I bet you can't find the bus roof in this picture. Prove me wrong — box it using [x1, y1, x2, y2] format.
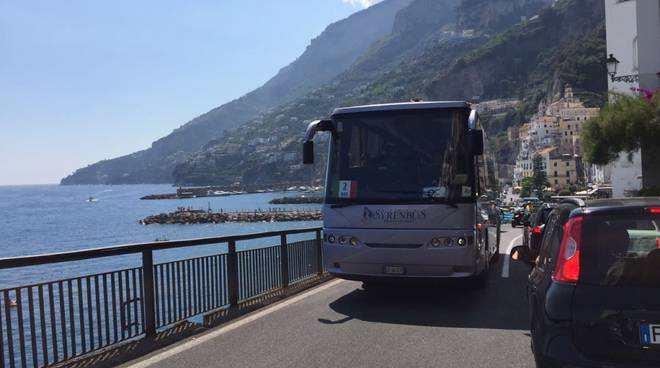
[331, 101, 471, 116]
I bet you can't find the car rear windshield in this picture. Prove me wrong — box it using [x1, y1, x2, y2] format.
[581, 214, 660, 287]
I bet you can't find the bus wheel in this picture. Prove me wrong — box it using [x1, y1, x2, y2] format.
[466, 271, 487, 290]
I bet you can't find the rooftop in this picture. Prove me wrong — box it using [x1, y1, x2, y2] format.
[536, 146, 558, 155]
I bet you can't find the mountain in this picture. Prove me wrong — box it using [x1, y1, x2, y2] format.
[455, 0, 553, 33]
[172, 0, 579, 186]
[60, 0, 413, 185]
[426, 0, 605, 103]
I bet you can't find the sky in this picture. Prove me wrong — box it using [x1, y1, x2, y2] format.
[0, 0, 382, 185]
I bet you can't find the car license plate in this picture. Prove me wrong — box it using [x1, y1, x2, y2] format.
[383, 265, 405, 275]
[640, 323, 660, 345]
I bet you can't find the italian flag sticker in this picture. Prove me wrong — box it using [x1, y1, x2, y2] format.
[338, 180, 358, 198]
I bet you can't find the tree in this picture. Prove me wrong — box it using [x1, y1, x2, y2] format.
[583, 91, 660, 189]
[520, 177, 534, 198]
[532, 154, 548, 197]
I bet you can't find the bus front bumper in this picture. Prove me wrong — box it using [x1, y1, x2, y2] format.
[323, 234, 483, 280]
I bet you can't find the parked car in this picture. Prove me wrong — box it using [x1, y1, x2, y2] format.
[522, 203, 557, 260]
[511, 198, 660, 368]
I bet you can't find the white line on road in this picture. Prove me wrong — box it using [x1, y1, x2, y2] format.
[501, 234, 523, 278]
[125, 279, 345, 368]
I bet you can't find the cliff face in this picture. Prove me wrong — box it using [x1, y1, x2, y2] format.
[343, 0, 460, 83]
[455, 0, 553, 33]
[61, 0, 412, 185]
[426, 0, 605, 102]
[172, 0, 606, 187]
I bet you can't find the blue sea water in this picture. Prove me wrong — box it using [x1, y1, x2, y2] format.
[0, 184, 321, 289]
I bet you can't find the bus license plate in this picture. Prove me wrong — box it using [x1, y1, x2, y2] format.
[384, 265, 405, 275]
[640, 324, 660, 345]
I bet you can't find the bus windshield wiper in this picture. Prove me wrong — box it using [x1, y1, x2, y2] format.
[429, 197, 459, 209]
[330, 203, 361, 209]
[374, 190, 460, 209]
[329, 197, 409, 208]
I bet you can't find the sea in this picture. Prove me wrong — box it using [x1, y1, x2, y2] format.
[0, 184, 322, 290]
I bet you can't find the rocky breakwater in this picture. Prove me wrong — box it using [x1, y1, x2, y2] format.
[269, 196, 323, 204]
[140, 209, 322, 225]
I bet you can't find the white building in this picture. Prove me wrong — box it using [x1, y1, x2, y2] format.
[602, 0, 660, 197]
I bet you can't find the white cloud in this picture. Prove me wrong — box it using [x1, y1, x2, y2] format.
[342, 0, 382, 9]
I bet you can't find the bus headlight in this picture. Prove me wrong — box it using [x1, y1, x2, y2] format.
[350, 237, 359, 246]
[457, 237, 467, 246]
[431, 238, 443, 247]
[338, 236, 348, 245]
[327, 235, 336, 243]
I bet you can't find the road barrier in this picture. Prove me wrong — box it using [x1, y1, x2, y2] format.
[0, 227, 323, 368]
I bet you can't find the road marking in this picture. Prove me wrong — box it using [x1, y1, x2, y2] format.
[501, 234, 523, 278]
[125, 279, 345, 368]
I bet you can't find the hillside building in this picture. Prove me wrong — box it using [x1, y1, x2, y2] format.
[512, 86, 597, 190]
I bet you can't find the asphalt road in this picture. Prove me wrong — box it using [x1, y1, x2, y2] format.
[123, 225, 534, 368]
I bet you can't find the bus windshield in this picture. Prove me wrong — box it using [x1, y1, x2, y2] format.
[326, 109, 473, 205]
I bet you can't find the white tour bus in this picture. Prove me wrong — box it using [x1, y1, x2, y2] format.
[303, 101, 500, 285]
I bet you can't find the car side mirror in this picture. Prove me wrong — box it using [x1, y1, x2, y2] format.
[468, 129, 484, 156]
[303, 141, 314, 165]
[510, 245, 534, 265]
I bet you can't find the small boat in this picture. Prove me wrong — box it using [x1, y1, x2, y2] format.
[86, 197, 99, 202]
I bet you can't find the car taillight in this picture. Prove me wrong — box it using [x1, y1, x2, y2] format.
[648, 208, 660, 214]
[533, 226, 542, 235]
[657, 238, 660, 249]
[553, 216, 583, 284]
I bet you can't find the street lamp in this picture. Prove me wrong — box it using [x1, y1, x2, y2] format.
[606, 54, 619, 79]
[605, 53, 639, 83]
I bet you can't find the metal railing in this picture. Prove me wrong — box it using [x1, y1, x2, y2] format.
[0, 227, 323, 368]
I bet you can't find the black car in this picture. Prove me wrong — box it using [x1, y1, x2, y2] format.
[522, 204, 557, 260]
[511, 198, 660, 368]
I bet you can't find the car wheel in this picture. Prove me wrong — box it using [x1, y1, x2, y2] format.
[534, 353, 561, 368]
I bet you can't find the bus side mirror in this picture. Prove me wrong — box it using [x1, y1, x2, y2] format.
[302, 119, 333, 165]
[468, 129, 484, 156]
[303, 141, 314, 165]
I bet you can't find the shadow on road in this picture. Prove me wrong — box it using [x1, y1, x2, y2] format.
[322, 261, 531, 331]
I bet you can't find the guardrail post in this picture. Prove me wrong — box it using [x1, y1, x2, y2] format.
[141, 250, 157, 337]
[315, 230, 323, 275]
[227, 240, 239, 308]
[280, 234, 289, 288]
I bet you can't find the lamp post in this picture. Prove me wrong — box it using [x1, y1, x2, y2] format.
[606, 53, 639, 83]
